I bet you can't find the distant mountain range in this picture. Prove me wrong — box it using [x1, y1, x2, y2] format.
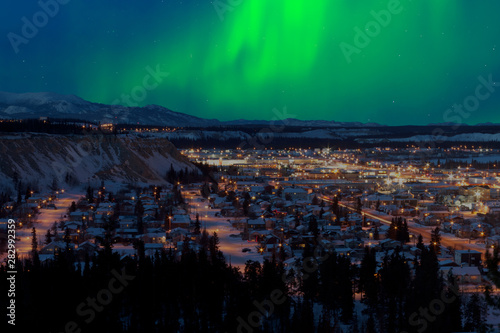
[0, 91, 221, 127]
[223, 118, 383, 128]
[0, 91, 382, 128]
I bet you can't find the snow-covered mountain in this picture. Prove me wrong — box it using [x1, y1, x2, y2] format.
[0, 132, 194, 192]
[0, 91, 220, 127]
[0, 91, 381, 128]
[224, 118, 382, 128]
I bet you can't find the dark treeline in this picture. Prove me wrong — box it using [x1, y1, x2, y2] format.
[2, 239, 494, 332]
[184, 125, 500, 137]
[169, 137, 500, 152]
[0, 192, 12, 218]
[386, 217, 410, 243]
[165, 162, 218, 185]
[432, 159, 500, 170]
[1, 234, 243, 332]
[170, 137, 351, 150]
[0, 237, 294, 333]
[3, 118, 500, 154]
[357, 245, 464, 333]
[0, 118, 98, 133]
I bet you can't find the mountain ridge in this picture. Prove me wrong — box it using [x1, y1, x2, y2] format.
[0, 91, 383, 128]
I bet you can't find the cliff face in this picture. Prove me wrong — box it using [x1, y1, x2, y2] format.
[0, 133, 193, 191]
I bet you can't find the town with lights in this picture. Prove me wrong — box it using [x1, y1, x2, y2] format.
[3, 141, 500, 331]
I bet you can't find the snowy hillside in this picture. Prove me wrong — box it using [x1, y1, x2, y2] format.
[0, 133, 194, 192]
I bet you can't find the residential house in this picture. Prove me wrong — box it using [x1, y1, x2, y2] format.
[40, 241, 67, 255]
[282, 187, 308, 201]
[454, 250, 482, 267]
[171, 214, 191, 229]
[440, 266, 482, 284]
[247, 218, 266, 231]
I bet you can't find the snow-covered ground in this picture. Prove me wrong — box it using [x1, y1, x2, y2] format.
[487, 306, 500, 328]
[1, 191, 81, 263]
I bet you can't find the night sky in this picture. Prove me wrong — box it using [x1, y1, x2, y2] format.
[1, 0, 500, 125]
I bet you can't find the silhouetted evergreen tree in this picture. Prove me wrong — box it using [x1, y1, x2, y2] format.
[194, 213, 201, 235]
[44, 229, 52, 245]
[332, 195, 340, 216]
[25, 186, 32, 200]
[300, 243, 319, 300]
[416, 234, 425, 251]
[308, 215, 319, 238]
[86, 186, 94, 203]
[356, 197, 363, 213]
[464, 294, 487, 332]
[359, 247, 379, 309]
[69, 201, 77, 213]
[31, 227, 38, 254]
[291, 300, 315, 333]
[430, 227, 441, 254]
[379, 249, 411, 333]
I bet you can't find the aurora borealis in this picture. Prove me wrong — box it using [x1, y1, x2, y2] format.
[1, 0, 500, 125]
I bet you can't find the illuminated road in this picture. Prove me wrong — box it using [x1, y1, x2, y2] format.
[321, 196, 488, 259]
[183, 190, 263, 270]
[15, 192, 81, 257]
